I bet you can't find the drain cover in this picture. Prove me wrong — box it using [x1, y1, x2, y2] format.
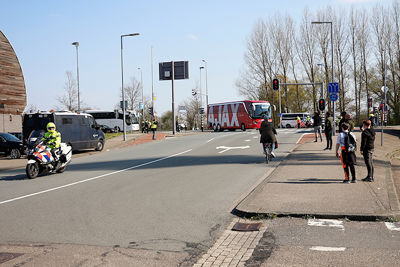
[232, 222, 262, 231]
[0, 252, 23, 264]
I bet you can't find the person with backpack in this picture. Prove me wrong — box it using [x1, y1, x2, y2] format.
[324, 111, 333, 150]
[335, 122, 357, 183]
[360, 120, 376, 182]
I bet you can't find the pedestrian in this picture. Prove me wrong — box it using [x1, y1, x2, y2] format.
[150, 117, 158, 140]
[338, 111, 347, 133]
[345, 113, 354, 132]
[369, 113, 375, 128]
[312, 111, 323, 142]
[335, 122, 357, 183]
[324, 111, 333, 150]
[297, 116, 301, 129]
[360, 120, 376, 182]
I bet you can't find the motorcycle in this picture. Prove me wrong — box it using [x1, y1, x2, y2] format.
[26, 131, 72, 179]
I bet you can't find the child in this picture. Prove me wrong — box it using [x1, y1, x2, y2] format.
[335, 122, 357, 183]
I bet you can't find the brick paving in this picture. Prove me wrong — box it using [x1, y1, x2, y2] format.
[194, 218, 267, 267]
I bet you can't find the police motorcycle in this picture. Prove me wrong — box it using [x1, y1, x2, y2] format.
[25, 130, 72, 179]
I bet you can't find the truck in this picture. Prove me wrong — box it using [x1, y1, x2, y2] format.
[23, 111, 105, 151]
[207, 100, 271, 132]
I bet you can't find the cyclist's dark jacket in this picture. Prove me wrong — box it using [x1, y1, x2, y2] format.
[259, 121, 277, 143]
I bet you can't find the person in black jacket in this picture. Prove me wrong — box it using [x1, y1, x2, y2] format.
[312, 111, 323, 142]
[360, 120, 376, 182]
[259, 116, 277, 157]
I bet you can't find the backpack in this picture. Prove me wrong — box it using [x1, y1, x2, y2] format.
[344, 132, 356, 153]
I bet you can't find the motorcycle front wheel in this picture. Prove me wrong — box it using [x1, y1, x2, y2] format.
[26, 162, 40, 179]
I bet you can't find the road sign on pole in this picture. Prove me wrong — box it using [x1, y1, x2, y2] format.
[328, 82, 339, 94]
[329, 93, 338, 102]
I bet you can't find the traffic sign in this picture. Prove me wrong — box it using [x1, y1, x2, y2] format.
[328, 82, 339, 94]
[329, 93, 338, 101]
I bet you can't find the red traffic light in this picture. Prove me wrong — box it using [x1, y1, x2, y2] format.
[272, 79, 279, 91]
[318, 98, 325, 111]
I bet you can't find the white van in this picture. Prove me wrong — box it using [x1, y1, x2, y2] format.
[280, 113, 312, 128]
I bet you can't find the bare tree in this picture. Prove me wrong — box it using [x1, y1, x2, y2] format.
[57, 71, 79, 111]
[124, 77, 141, 111]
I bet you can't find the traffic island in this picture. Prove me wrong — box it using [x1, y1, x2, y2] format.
[234, 127, 400, 221]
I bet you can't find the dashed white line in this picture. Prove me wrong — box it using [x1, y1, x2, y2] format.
[207, 137, 216, 143]
[0, 149, 193, 206]
[308, 219, 344, 230]
[310, 246, 346, 252]
[244, 139, 251, 142]
[385, 222, 400, 231]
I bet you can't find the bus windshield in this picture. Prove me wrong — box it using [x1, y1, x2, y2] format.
[251, 103, 271, 119]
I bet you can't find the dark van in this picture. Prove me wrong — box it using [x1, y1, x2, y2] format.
[23, 111, 105, 151]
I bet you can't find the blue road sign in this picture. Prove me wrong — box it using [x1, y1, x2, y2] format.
[329, 93, 338, 101]
[328, 82, 339, 94]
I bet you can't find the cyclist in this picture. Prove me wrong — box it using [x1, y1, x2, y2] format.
[259, 114, 277, 158]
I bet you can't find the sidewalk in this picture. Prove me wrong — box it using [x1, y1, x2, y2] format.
[235, 126, 400, 220]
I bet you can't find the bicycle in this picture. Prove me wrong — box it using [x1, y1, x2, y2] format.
[264, 143, 273, 163]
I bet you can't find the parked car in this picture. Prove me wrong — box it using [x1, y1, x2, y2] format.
[100, 124, 115, 133]
[0, 133, 25, 159]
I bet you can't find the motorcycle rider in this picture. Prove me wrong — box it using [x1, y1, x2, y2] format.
[259, 114, 277, 158]
[42, 122, 61, 161]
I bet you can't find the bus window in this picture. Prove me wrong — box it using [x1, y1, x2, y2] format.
[252, 103, 271, 119]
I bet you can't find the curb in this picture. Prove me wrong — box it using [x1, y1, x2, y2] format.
[231, 208, 399, 222]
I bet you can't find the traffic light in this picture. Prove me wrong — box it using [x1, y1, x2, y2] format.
[199, 107, 204, 114]
[272, 79, 279, 91]
[192, 89, 197, 96]
[368, 97, 373, 109]
[318, 98, 325, 111]
[148, 107, 153, 115]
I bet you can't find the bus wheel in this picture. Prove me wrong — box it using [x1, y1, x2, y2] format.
[286, 124, 291, 128]
[114, 126, 120, 132]
[241, 123, 246, 131]
[217, 124, 221, 132]
[213, 124, 217, 132]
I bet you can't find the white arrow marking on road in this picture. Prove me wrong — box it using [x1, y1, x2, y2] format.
[308, 219, 344, 230]
[216, 146, 250, 154]
[310, 246, 346, 252]
[385, 222, 400, 231]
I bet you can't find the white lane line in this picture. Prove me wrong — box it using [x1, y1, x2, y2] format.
[385, 222, 400, 231]
[308, 219, 344, 230]
[310, 246, 346, 252]
[253, 136, 258, 139]
[207, 137, 216, 143]
[244, 139, 251, 142]
[216, 146, 250, 154]
[0, 149, 193, 206]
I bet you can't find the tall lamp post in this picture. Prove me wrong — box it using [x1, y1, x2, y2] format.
[72, 42, 80, 112]
[202, 59, 208, 111]
[312, 21, 335, 135]
[120, 33, 140, 141]
[200, 66, 204, 130]
[138, 67, 143, 130]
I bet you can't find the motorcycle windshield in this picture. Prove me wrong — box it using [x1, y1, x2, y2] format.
[28, 130, 45, 146]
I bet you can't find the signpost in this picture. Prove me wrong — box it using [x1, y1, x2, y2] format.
[328, 82, 339, 136]
[329, 93, 338, 102]
[159, 61, 189, 134]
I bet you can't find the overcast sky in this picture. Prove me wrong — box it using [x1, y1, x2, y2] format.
[0, 0, 391, 116]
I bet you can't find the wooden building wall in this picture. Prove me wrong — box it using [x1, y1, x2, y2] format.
[0, 30, 26, 116]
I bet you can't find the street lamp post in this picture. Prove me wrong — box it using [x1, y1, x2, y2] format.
[138, 67, 143, 131]
[312, 21, 335, 135]
[202, 59, 208, 112]
[120, 33, 140, 141]
[200, 66, 204, 131]
[72, 42, 80, 112]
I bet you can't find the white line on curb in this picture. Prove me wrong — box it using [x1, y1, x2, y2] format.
[310, 246, 346, 252]
[385, 222, 400, 231]
[308, 219, 344, 230]
[0, 149, 193, 206]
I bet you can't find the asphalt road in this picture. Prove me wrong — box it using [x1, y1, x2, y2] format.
[0, 128, 304, 265]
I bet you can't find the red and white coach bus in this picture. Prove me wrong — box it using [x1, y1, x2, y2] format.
[207, 100, 271, 132]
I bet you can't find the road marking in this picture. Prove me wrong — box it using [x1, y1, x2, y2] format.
[308, 219, 344, 230]
[253, 136, 258, 139]
[310, 246, 346, 252]
[206, 137, 216, 143]
[244, 139, 251, 142]
[296, 133, 308, 144]
[216, 146, 250, 154]
[385, 222, 400, 231]
[0, 149, 193, 206]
